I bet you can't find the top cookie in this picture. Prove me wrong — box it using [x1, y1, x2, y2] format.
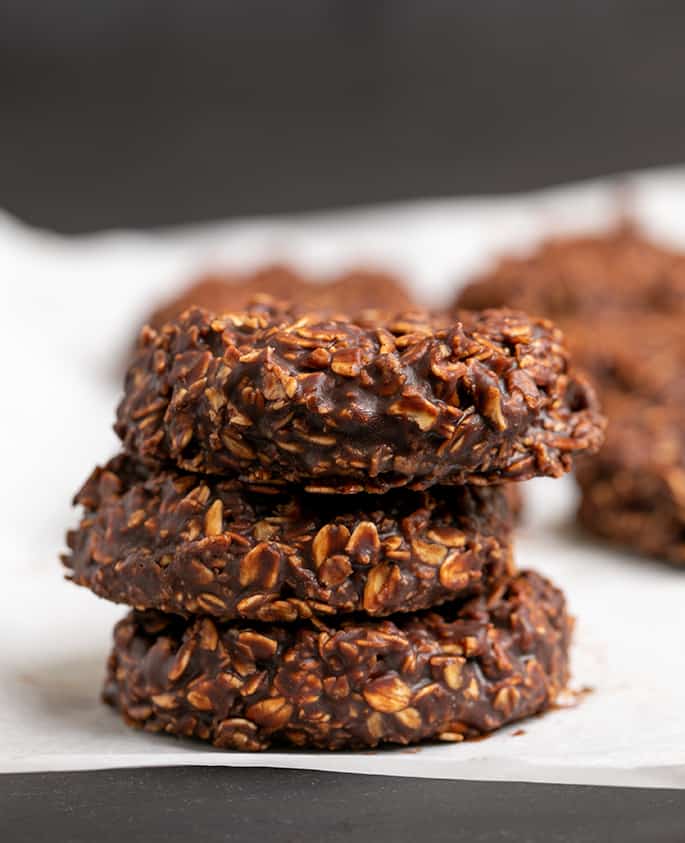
[116, 306, 604, 492]
[456, 226, 685, 318]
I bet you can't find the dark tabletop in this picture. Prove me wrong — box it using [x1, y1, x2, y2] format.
[1, 0, 685, 233]
[3, 767, 685, 843]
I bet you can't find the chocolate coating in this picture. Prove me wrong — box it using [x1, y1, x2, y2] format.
[103, 570, 571, 751]
[64, 455, 515, 620]
[115, 306, 604, 493]
[577, 397, 685, 565]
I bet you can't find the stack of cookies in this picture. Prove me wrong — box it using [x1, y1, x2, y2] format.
[64, 294, 603, 750]
[457, 226, 685, 565]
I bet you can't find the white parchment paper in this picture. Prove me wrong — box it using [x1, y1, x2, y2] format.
[3, 168, 685, 786]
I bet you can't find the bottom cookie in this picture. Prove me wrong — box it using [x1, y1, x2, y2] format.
[577, 398, 685, 565]
[104, 570, 571, 751]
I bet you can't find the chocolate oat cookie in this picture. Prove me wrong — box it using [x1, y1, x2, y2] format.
[103, 570, 570, 751]
[562, 312, 685, 404]
[456, 228, 685, 564]
[147, 265, 415, 331]
[577, 397, 685, 565]
[64, 455, 515, 621]
[116, 306, 604, 492]
[456, 226, 685, 317]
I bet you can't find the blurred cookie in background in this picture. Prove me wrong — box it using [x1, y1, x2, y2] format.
[146, 264, 416, 331]
[576, 396, 685, 565]
[456, 226, 685, 563]
[562, 311, 685, 405]
[456, 225, 685, 318]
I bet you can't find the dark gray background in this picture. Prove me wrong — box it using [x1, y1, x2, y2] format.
[3, 767, 685, 843]
[2, 0, 684, 232]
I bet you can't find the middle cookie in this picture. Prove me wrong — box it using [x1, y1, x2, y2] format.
[64, 455, 515, 622]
